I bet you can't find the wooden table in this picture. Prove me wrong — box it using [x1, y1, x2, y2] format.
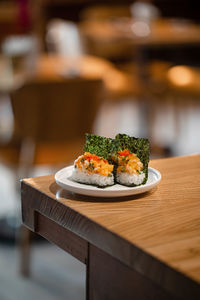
[81, 18, 200, 49]
[80, 17, 200, 83]
[21, 155, 200, 300]
[81, 18, 200, 142]
[0, 54, 140, 99]
[0, 54, 112, 92]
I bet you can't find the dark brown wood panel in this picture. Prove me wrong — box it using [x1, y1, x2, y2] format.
[89, 244, 179, 300]
[35, 212, 88, 264]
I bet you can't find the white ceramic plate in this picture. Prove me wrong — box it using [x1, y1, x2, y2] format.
[55, 166, 161, 198]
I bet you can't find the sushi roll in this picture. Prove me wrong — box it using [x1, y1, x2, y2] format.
[112, 148, 146, 186]
[113, 134, 150, 186]
[71, 133, 149, 188]
[71, 152, 114, 187]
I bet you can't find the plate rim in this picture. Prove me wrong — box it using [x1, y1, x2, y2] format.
[55, 165, 161, 198]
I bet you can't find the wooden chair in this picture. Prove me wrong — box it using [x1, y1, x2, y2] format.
[2, 79, 103, 170]
[0, 78, 103, 276]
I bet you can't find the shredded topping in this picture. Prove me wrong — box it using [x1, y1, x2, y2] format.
[118, 149, 131, 156]
[75, 152, 113, 176]
[117, 149, 143, 174]
[83, 152, 107, 163]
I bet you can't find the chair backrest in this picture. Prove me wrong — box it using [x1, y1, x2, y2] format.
[46, 19, 84, 56]
[10, 79, 103, 143]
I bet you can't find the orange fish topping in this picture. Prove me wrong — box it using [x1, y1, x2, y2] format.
[116, 149, 143, 174]
[84, 153, 107, 163]
[75, 152, 113, 176]
[118, 149, 131, 156]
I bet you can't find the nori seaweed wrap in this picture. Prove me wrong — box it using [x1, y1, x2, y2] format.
[113, 134, 150, 185]
[83, 133, 150, 186]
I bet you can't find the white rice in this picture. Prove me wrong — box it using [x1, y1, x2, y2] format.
[116, 171, 145, 186]
[71, 167, 114, 187]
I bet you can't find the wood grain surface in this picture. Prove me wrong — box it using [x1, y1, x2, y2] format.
[80, 18, 200, 47]
[21, 154, 200, 299]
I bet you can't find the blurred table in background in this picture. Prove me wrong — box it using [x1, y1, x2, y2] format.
[80, 18, 200, 59]
[0, 53, 143, 166]
[1, 50, 200, 157]
[81, 17, 200, 152]
[0, 53, 143, 100]
[0, 52, 145, 175]
[37, 54, 142, 98]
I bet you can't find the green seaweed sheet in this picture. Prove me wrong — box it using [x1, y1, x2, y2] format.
[84, 133, 150, 185]
[83, 133, 113, 160]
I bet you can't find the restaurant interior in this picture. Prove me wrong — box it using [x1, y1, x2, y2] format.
[0, 0, 200, 299]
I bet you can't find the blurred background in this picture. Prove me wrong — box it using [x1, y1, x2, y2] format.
[0, 0, 200, 299]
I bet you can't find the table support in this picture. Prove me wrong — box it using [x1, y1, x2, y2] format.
[87, 244, 178, 300]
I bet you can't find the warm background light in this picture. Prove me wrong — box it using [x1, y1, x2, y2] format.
[167, 66, 194, 86]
